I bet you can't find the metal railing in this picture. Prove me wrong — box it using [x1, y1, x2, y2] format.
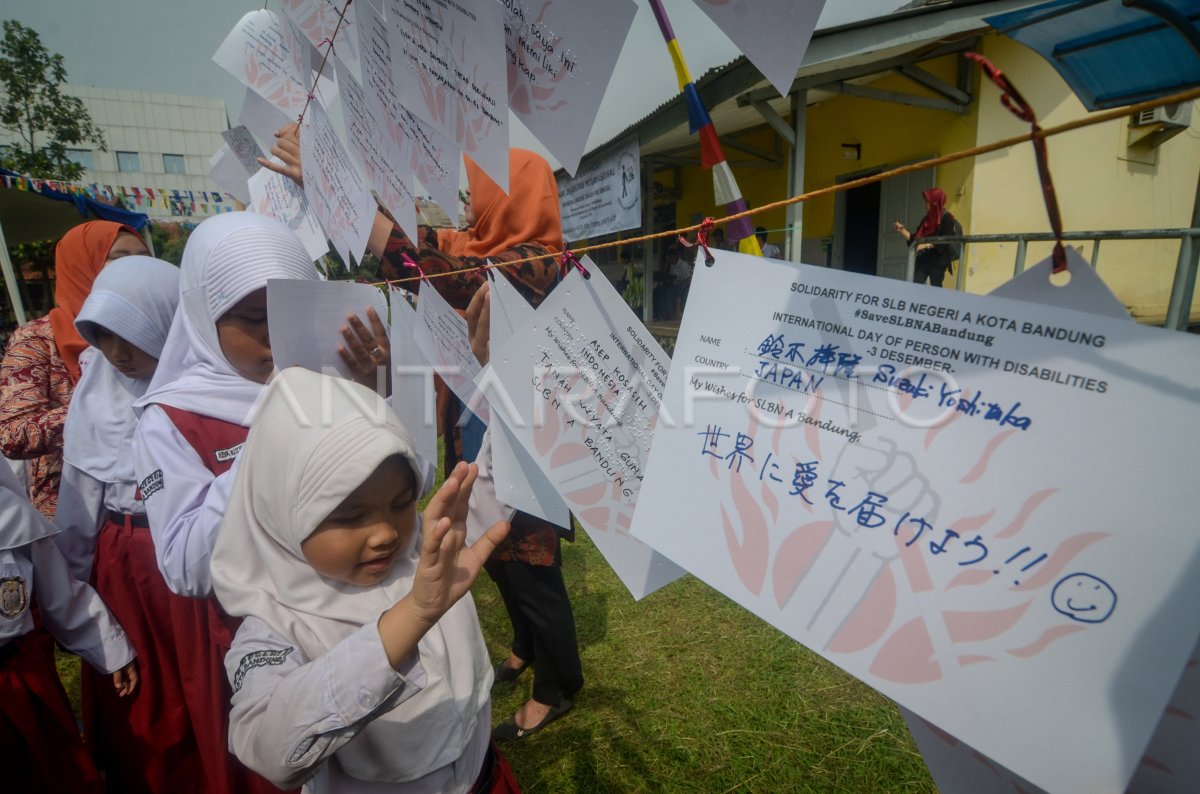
[906, 228, 1200, 330]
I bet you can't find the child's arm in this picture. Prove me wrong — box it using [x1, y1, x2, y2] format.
[376, 461, 510, 669]
[52, 463, 107, 582]
[134, 405, 238, 597]
[27, 535, 138, 692]
[226, 616, 426, 789]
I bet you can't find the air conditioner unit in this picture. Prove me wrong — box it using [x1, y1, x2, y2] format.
[1132, 102, 1192, 129]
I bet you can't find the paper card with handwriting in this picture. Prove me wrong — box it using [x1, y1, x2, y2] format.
[214, 10, 311, 118]
[267, 278, 388, 382]
[248, 167, 329, 262]
[413, 280, 485, 422]
[208, 144, 252, 205]
[356, 0, 461, 217]
[299, 100, 376, 268]
[221, 126, 267, 176]
[480, 270, 571, 529]
[281, 0, 363, 83]
[502, 0, 638, 176]
[390, 288, 439, 477]
[334, 56, 418, 240]
[489, 260, 687, 599]
[629, 248, 1200, 793]
[691, 0, 825, 97]
[383, 0, 509, 191]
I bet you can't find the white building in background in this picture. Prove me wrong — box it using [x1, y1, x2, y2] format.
[1, 85, 233, 221]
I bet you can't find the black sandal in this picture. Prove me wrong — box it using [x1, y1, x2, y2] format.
[492, 699, 573, 741]
[492, 660, 528, 685]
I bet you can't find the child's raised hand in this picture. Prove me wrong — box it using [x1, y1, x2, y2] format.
[410, 462, 509, 624]
[257, 123, 303, 186]
[338, 307, 390, 392]
[112, 660, 139, 698]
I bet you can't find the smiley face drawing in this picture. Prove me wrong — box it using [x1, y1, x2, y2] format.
[1051, 573, 1117, 624]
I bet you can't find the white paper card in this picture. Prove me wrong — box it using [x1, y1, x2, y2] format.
[266, 278, 388, 381]
[691, 0, 825, 98]
[281, 0, 363, 83]
[389, 288, 439, 479]
[502, 0, 638, 176]
[214, 10, 311, 118]
[221, 126, 266, 175]
[357, 0, 461, 217]
[481, 271, 571, 529]
[239, 86, 292, 149]
[630, 248, 1200, 793]
[489, 261, 687, 599]
[334, 56, 418, 241]
[248, 168, 329, 262]
[384, 0, 509, 191]
[208, 144, 252, 205]
[299, 100, 376, 268]
[413, 281, 484, 421]
[558, 136, 641, 243]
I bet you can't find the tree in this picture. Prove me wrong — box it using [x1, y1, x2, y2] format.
[0, 20, 105, 181]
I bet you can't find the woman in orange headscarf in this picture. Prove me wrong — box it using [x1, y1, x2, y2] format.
[0, 221, 148, 516]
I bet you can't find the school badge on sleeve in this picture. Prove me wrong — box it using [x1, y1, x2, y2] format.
[0, 577, 28, 620]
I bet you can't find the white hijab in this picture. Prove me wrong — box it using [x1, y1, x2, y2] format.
[135, 212, 319, 425]
[65, 256, 180, 484]
[212, 367, 490, 783]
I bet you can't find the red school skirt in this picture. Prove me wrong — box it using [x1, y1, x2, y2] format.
[83, 515, 205, 793]
[0, 630, 105, 794]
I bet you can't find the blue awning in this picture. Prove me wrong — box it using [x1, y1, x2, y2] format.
[986, 0, 1200, 109]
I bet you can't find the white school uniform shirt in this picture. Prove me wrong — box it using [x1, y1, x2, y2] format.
[55, 257, 180, 581]
[213, 369, 500, 792]
[0, 462, 135, 673]
[132, 212, 320, 598]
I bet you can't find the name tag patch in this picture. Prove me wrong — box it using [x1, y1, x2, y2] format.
[139, 469, 165, 500]
[233, 647, 294, 693]
[214, 443, 244, 463]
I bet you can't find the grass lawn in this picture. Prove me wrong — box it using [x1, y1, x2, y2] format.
[476, 528, 935, 793]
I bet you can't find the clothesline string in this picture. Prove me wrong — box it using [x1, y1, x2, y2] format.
[369, 84, 1200, 287]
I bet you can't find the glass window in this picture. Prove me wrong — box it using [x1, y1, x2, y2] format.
[116, 150, 141, 172]
[163, 153, 186, 175]
[66, 149, 94, 170]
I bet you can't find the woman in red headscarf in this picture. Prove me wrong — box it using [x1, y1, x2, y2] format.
[892, 187, 960, 288]
[0, 221, 148, 516]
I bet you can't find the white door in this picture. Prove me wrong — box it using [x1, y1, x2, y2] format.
[877, 166, 935, 281]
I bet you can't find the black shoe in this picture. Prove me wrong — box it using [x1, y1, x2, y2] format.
[492, 661, 528, 685]
[492, 699, 573, 741]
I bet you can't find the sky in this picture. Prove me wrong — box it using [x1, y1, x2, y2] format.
[3, 0, 901, 169]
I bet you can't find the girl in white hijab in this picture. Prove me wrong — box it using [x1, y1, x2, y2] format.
[213, 367, 513, 793]
[54, 255, 199, 791]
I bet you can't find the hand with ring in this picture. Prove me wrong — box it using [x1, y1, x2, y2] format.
[338, 306, 391, 392]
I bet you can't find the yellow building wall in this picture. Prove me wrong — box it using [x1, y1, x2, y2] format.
[969, 34, 1200, 320]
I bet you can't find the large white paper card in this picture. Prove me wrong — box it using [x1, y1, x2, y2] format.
[267, 279, 388, 382]
[240, 86, 291, 148]
[389, 288, 438, 478]
[384, 0, 509, 191]
[357, 0, 461, 217]
[489, 261, 686, 599]
[282, 0, 363, 83]
[630, 248, 1200, 793]
[557, 136, 641, 243]
[299, 100, 376, 268]
[214, 10, 311, 118]
[248, 168, 329, 262]
[413, 281, 484, 420]
[208, 144, 252, 205]
[691, 0, 825, 97]
[335, 57, 418, 240]
[482, 271, 571, 529]
[221, 126, 266, 175]
[502, 0, 638, 176]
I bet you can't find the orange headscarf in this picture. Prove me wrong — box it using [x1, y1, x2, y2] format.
[49, 221, 139, 383]
[437, 148, 564, 259]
